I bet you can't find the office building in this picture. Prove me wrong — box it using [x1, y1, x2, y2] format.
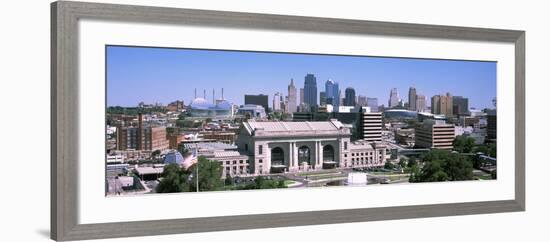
[244, 94, 269, 113]
[408, 87, 417, 111]
[319, 91, 327, 106]
[415, 94, 426, 112]
[360, 108, 383, 142]
[181, 142, 250, 178]
[452, 96, 469, 116]
[299, 88, 304, 106]
[167, 133, 186, 149]
[273, 92, 283, 111]
[117, 126, 169, 152]
[357, 95, 367, 106]
[166, 100, 184, 112]
[344, 87, 356, 106]
[116, 126, 139, 150]
[116, 114, 169, 152]
[237, 104, 267, 119]
[303, 74, 318, 108]
[366, 97, 378, 112]
[287, 79, 297, 114]
[388, 88, 399, 108]
[348, 140, 387, 168]
[415, 120, 455, 150]
[141, 126, 170, 151]
[325, 79, 339, 107]
[431, 92, 453, 116]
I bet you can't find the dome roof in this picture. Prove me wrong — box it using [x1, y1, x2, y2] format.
[190, 98, 213, 109]
[191, 97, 208, 105]
[163, 151, 184, 165]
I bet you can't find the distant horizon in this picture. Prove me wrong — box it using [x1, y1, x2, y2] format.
[107, 46, 497, 110]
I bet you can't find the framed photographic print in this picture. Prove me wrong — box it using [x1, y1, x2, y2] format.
[51, 1, 525, 241]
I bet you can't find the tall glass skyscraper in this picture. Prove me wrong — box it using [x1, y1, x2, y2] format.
[303, 74, 318, 109]
[344, 87, 356, 106]
[325, 79, 339, 107]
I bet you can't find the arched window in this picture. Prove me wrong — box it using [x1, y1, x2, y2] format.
[298, 146, 311, 165]
[323, 145, 335, 161]
[271, 147, 284, 166]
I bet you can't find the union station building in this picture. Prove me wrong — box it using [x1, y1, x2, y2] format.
[236, 119, 387, 175]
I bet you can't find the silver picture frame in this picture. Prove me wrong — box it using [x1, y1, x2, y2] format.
[51, 1, 525, 241]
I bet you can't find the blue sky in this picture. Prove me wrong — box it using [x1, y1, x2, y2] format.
[107, 46, 496, 109]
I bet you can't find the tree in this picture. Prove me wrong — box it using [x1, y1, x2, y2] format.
[409, 165, 421, 182]
[156, 157, 224, 193]
[225, 175, 235, 186]
[411, 149, 474, 183]
[407, 159, 418, 168]
[384, 161, 395, 170]
[453, 135, 476, 153]
[238, 176, 287, 190]
[280, 112, 290, 121]
[417, 159, 448, 182]
[277, 180, 286, 188]
[156, 164, 192, 193]
[487, 143, 497, 158]
[189, 156, 224, 192]
[473, 143, 497, 158]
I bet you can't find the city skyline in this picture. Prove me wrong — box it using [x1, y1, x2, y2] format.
[107, 46, 497, 109]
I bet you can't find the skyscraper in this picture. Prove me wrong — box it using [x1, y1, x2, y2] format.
[245, 94, 269, 113]
[303, 74, 318, 108]
[408, 87, 417, 111]
[325, 79, 339, 107]
[415, 120, 455, 150]
[286, 79, 297, 114]
[319, 91, 327, 106]
[357, 95, 367, 106]
[416, 94, 426, 112]
[431, 92, 453, 116]
[431, 95, 440, 114]
[452, 96, 469, 116]
[388, 88, 399, 108]
[366, 97, 378, 112]
[273, 92, 282, 111]
[344, 87, 356, 106]
[360, 109, 383, 142]
[299, 88, 304, 105]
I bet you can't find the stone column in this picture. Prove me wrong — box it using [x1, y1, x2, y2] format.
[292, 142, 299, 172]
[313, 141, 318, 169]
[318, 141, 324, 169]
[288, 142, 295, 171]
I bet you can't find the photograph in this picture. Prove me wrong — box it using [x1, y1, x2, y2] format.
[105, 45, 497, 196]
